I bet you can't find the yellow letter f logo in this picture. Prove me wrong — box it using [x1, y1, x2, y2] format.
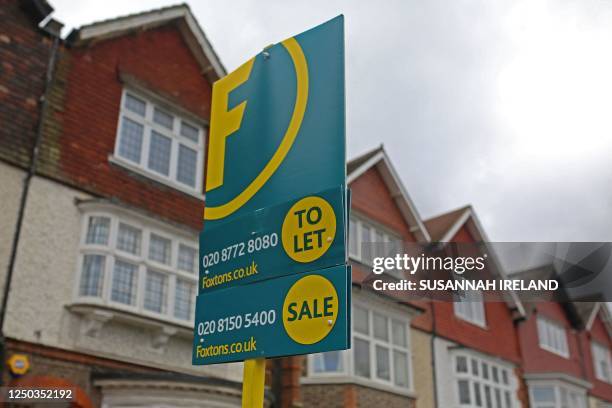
[206, 58, 255, 192]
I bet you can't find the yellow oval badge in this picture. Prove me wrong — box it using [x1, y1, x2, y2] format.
[283, 274, 338, 345]
[281, 196, 336, 263]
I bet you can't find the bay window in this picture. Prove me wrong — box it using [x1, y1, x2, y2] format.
[76, 212, 198, 325]
[113, 90, 205, 195]
[454, 352, 517, 408]
[529, 383, 587, 408]
[309, 302, 413, 392]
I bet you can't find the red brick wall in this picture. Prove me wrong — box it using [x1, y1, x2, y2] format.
[411, 225, 522, 364]
[302, 383, 415, 408]
[518, 302, 584, 378]
[0, 0, 53, 168]
[39, 24, 212, 230]
[350, 167, 416, 242]
[580, 311, 612, 402]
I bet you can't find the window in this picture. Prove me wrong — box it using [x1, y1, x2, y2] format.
[592, 341, 612, 383]
[537, 317, 569, 358]
[529, 383, 587, 408]
[114, 90, 205, 194]
[349, 216, 403, 271]
[309, 302, 412, 391]
[454, 352, 517, 408]
[77, 212, 198, 323]
[454, 278, 486, 327]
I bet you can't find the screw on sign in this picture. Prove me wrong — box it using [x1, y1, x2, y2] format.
[282, 196, 337, 263]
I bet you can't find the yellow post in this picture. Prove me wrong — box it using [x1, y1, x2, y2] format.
[242, 358, 266, 408]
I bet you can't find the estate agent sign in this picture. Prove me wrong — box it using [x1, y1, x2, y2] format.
[192, 15, 349, 367]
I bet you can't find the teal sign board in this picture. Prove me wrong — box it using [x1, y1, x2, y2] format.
[193, 16, 348, 365]
[203, 15, 345, 226]
[193, 265, 351, 365]
[199, 186, 346, 293]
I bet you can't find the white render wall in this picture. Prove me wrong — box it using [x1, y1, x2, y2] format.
[0, 162, 26, 302]
[4, 175, 242, 381]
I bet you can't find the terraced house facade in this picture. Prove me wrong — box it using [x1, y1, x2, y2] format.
[1, 1, 611, 408]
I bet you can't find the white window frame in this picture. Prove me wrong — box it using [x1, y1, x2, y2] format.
[74, 211, 198, 327]
[349, 215, 403, 273]
[537, 316, 570, 358]
[454, 278, 487, 328]
[592, 341, 612, 383]
[112, 89, 206, 198]
[452, 350, 518, 408]
[306, 298, 414, 394]
[528, 380, 588, 408]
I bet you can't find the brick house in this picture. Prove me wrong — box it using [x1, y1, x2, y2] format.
[3, 2, 612, 408]
[418, 206, 527, 408]
[515, 265, 612, 408]
[0, 2, 257, 406]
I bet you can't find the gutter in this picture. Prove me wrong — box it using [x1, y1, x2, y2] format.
[0, 16, 62, 383]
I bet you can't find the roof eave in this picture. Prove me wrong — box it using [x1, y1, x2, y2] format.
[70, 4, 226, 81]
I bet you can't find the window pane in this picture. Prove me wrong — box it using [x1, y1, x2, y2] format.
[472, 359, 480, 376]
[502, 369, 509, 385]
[111, 260, 137, 305]
[177, 144, 197, 187]
[80, 255, 105, 297]
[484, 385, 492, 408]
[492, 366, 499, 383]
[149, 234, 171, 264]
[354, 338, 370, 378]
[458, 379, 471, 404]
[393, 350, 409, 388]
[495, 389, 502, 408]
[178, 244, 196, 273]
[86, 216, 110, 245]
[482, 362, 489, 379]
[504, 391, 512, 408]
[144, 270, 167, 314]
[125, 94, 146, 116]
[180, 121, 199, 142]
[313, 351, 344, 373]
[532, 386, 555, 402]
[375, 231, 385, 258]
[373, 313, 389, 341]
[354, 306, 369, 335]
[392, 320, 407, 347]
[456, 355, 468, 373]
[349, 218, 358, 257]
[361, 224, 372, 263]
[174, 279, 194, 320]
[148, 131, 171, 176]
[153, 108, 173, 129]
[375, 345, 390, 380]
[474, 382, 483, 407]
[118, 118, 143, 163]
[116, 223, 141, 255]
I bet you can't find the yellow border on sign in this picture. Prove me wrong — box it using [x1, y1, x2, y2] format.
[204, 37, 309, 220]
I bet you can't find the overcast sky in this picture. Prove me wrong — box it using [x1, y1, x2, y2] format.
[50, 0, 612, 242]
